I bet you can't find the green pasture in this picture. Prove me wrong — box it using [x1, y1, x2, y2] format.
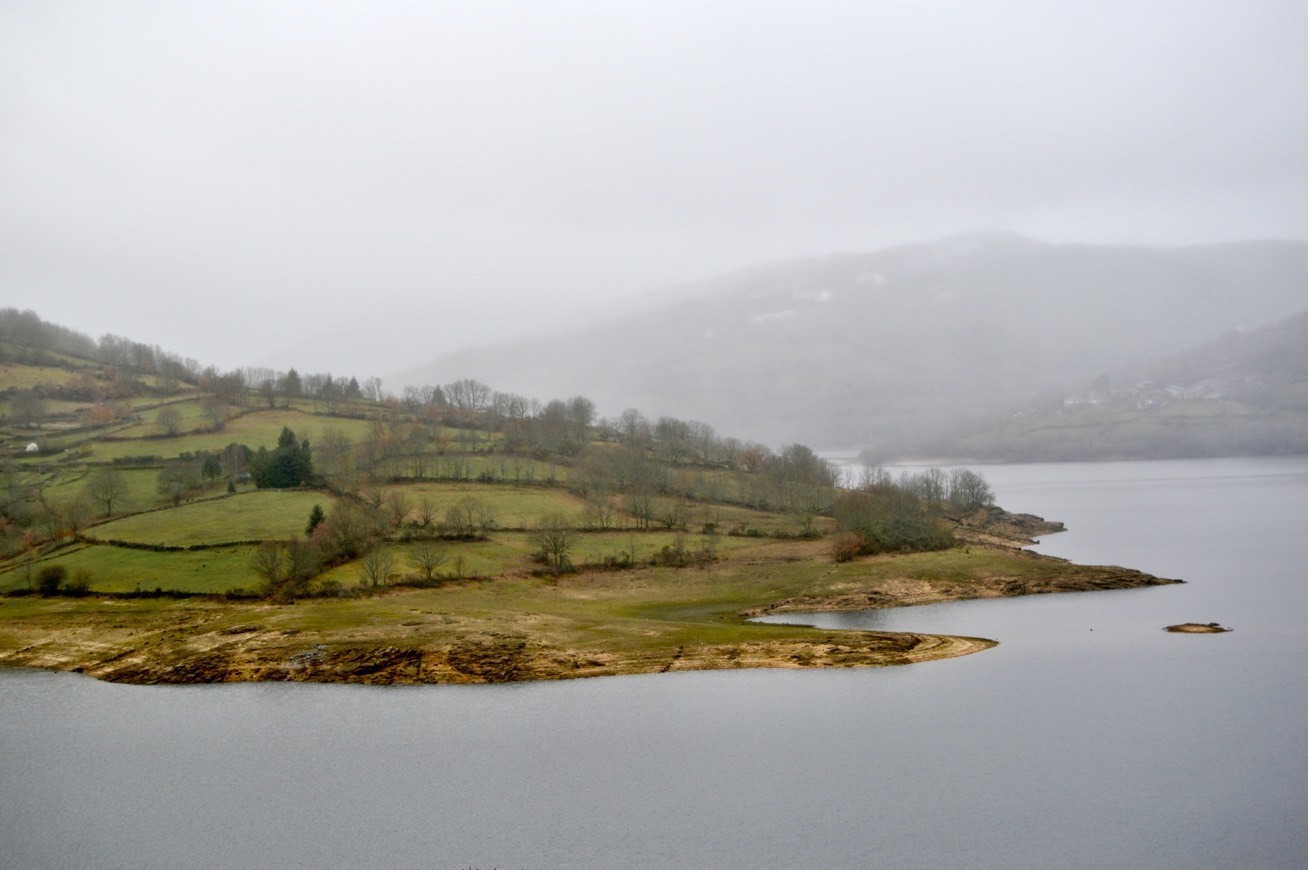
[384, 481, 587, 528]
[110, 400, 214, 438]
[0, 542, 259, 594]
[35, 466, 207, 517]
[0, 362, 81, 391]
[263, 537, 852, 652]
[317, 528, 767, 592]
[84, 491, 332, 547]
[86, 408, 377, 462]
[389, 452, 570, 484]
[318, 536, 531, 587]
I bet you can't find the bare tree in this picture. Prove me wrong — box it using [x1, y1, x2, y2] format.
[283, 537, 320, 595]
[532, 513, 576, 571]
[583, 490, 616, 530]
[320, 501, 380, 559]
[315, 428, 357, 491]
[250, 541, 287, 592]
[626, 486, 655, 530]
[156, 405, 183, 436]
[415, 495, 439, 533]
[157, 460, 202, 505]
[383, 489, 412, 528]
[362, 376, 386, 403]
[947, 468, 993, 509]
[200, 396, 228, 431]
[617, 408, 650, 446]
[8, 389, 46, 429]
[566, 395, 596, 430]
[444, 378, 492, 413]
[84, 468, 127, 516]
[409, 538, 448, 582]
[444, 495, 496, 538]
[358, 545, 397, 588]
[63, 494, 94, 537]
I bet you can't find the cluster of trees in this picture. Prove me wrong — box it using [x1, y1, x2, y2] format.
[251, 427, 313, 489]
[849, 465, 994, 511]
[830, 466, 994, 560]
[0, 308, 202, 385]
[250, 491, 501, 599]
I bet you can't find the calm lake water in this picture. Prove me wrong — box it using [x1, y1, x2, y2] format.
[3, 457, 1307, 869]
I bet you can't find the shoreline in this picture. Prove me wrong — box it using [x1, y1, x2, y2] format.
[0, 505, 1178, 686]
[0, 543, 1177, 686]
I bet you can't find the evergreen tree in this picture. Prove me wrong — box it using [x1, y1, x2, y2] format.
[253, 427, 314, 488]
[306, 503, 326, 536]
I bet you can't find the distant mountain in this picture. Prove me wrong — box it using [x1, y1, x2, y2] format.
[401, 233, 1308, 449]
[903, 307, 1308, 462]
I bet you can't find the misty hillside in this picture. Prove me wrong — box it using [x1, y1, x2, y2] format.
[902, 307, 1308, 463]
[403, 233, 1308, 448]
[1123, 308, 1308, 386]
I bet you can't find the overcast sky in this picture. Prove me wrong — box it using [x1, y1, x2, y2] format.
[3, 1, 1306, 377]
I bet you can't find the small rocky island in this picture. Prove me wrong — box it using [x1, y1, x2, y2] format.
[1165, 623, 1232, 633]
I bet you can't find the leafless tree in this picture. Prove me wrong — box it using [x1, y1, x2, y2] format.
[362, 376, 386, 403]
[157, 460, 202, 505]
[84, 468, 127, 516]
[250, 541, 287, 591]
[409, 538, 448, 582]
[283, 537, 320, 595]
[383, 489, 412, 528]
[9, 389, 46, 428]
[532, 513, 576, 570]
[583, 490, 616, 530]
[358, 545, 397, 588]
[444, 378, 492, 413]
[156, 405, 183, 436]
[444, 495, 496, 538]
[617, 408, 650, 446]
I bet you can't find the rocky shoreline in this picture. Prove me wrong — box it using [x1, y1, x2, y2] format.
[0, 508, 1180, 686]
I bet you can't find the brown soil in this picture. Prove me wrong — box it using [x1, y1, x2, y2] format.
[1165, 623, 1231, 633]
[86, 630, 999, 685]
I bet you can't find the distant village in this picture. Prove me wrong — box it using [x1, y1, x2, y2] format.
[1021, 374, 1272, 417]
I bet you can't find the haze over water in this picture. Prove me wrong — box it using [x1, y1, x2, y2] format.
[3, 456, 1306, 868]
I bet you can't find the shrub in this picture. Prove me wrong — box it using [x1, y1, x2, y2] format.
[37, 565, 67, 596]
[63, 568, 93, 597]
[831, 532, 866, 563]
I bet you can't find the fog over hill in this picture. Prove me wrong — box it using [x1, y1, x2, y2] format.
[888, 304, 1308, 462]
[401, 233, 1308, 449]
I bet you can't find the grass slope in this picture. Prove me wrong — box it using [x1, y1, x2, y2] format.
[84, 491, 331, 547]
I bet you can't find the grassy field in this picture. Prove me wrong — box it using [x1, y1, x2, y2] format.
[35, 465, 198, 517]
[86, 408, 378, 461]
[109, 400, 215, 438]
[0, 542, 260, 594]
[0, 361, 82, 391]
[384, 481, 586, 528]
[84, 491, 333, 547]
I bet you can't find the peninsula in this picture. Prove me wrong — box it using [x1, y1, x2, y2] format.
[0, 310, 1177, 684]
